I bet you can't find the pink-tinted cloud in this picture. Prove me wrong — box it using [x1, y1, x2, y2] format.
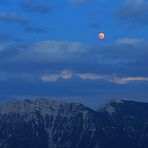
[41, 70, 148, 84]
[41, 70, 73, 82]
[112, 76, 148, 84]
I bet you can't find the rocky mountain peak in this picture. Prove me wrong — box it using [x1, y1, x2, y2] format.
[97, 99, 124, 115]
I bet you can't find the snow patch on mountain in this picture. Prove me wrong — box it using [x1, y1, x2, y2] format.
[97, 99, 124, 115]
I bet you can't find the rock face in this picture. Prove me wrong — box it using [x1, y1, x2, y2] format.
[0, 98, 148, 148]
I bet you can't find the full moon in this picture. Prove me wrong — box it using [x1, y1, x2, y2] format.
[98, 33, 105, 39]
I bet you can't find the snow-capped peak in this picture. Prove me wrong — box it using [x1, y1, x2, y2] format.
[97, 99, 124, 115]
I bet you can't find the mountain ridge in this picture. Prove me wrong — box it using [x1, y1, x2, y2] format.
[0, 98, 148, 148]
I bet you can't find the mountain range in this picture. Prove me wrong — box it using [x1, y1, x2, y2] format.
[0, 98, 148, 148]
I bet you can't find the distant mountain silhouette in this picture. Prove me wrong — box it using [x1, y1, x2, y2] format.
[0, 98, 148, 148]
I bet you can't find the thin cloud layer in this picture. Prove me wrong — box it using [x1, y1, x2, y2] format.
[13, 40, 90, 63]
[20, 1, 53, 14]
[117, 0, 148, 25]
[0, 40, 148, 76]
[41, 70, 148, 84]
[117, 37, 143, 45]
[0, 12, 28, 25]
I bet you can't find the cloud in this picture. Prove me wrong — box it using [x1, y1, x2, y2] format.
[41, 70, 148, 84]
[117, 0, 148, 25]
[17, 40, 139, 66]
[112, 76, 148, 84]
[24, 26, 47, 34]
[117, 37, 143, 45]
[77, 73, 106, 80]
[78, 74, 148, 84]
[41, 70, 73, 82]
[1, 39, 142, 69]
[0, 12, 28, 25]
[13, 40, 89, 63]
[20, 1, 53, 14]
[0, 39, 148, 80]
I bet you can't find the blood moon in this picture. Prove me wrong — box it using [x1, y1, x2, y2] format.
[98, 33, 105, 40]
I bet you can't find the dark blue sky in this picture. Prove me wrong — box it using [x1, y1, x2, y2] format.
[0, 0, 148, 108]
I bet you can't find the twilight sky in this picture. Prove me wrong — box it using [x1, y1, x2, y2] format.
[0, 0, 148, 108]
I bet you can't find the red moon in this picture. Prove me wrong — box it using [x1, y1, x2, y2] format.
[98, 33, 105, 39]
